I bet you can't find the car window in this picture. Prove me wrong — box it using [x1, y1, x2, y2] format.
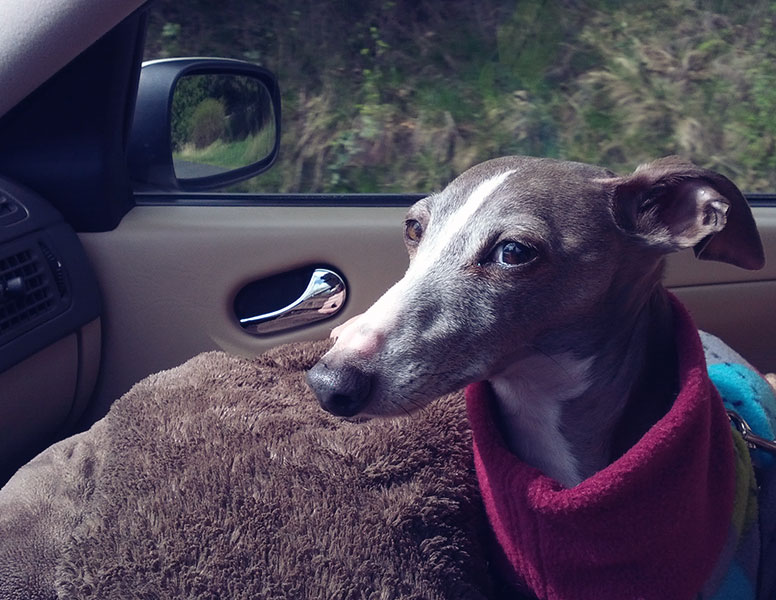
[143, 0, 776, 194]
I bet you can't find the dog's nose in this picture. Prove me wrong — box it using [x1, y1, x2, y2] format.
[306, 360, 372, 417]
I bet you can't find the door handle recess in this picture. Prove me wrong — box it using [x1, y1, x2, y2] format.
[237, 267, 347, 335]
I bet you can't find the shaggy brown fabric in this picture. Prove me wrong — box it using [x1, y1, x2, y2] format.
[0, 340, 495, 599]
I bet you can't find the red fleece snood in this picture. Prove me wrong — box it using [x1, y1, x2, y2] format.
[465, 297, 735, 600]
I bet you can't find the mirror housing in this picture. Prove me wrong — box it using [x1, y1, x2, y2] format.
[128, 58, 280, 192]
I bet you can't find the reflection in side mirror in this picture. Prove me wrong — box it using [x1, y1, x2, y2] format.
[171, 74, 276, 181]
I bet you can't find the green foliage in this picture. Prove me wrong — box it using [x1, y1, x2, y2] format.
[174, 129, 275, 171]
[190, 98, 226, 148]
[145, 0, 776, 192]
[496, 0, 564, 93]
[170, 76, 209, 151]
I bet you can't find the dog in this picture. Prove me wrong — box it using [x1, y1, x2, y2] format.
[307, 156, 774, 599]
[307, 155, 764, 486]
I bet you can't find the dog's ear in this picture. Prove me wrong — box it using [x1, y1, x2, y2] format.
[607, 156, 765, 269]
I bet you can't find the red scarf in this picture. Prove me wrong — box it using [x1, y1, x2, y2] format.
[465, 298, 735, 600]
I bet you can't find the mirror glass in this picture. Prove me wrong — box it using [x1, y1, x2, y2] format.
[170, 74, 276, 180]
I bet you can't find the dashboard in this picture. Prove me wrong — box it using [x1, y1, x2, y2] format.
[0, 177, 101, 479]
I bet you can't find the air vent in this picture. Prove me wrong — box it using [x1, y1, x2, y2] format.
[0, 247, 58, 338]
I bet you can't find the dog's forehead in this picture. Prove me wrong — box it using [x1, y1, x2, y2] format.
[423, 156, 614, 223]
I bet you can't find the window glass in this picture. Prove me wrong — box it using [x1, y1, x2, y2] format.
[144, 1, 776, 193]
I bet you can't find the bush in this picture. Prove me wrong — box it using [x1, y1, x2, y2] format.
[190, 98, 226, 148]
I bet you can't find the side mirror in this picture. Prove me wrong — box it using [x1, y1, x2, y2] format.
[128, 58, 280, 191]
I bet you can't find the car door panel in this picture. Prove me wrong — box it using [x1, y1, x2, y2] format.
[672, 281, 775, 372]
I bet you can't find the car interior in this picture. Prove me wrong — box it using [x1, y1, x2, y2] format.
[1, 2, 776, 597]
[1, 0, 775, 498]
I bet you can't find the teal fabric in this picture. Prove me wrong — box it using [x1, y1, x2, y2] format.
[712, 563, 755, 600]
[704, 429, 760, 600]
[709, 362, 776, 469]
[701, 334, 776, 599]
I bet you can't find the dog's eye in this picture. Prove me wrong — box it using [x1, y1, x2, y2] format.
[489, 241, 537, 266]
[404, 219, 423, 244]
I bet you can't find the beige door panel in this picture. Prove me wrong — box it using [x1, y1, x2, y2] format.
[673, 281, 775, 373]
[80, 204, 775, 414]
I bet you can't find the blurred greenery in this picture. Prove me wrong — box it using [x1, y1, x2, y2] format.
[190, 98, 227, 148]
[145, 0, 776, 193]
[174, 130, 277, 172]
[172, 74, 275, 149]
[170, 72, 277, 178]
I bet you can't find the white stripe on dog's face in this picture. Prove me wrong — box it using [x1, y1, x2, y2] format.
[409, 169, 515, 276]
[337, 170, 515, 354]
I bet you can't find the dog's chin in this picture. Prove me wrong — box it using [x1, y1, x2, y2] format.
[320, 393, 416, 423]
[356, 392, 439, 420]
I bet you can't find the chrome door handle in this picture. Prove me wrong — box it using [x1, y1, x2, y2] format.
[238, 268, 346, 335]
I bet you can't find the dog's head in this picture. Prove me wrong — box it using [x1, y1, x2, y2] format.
[307, 155, 764, 418]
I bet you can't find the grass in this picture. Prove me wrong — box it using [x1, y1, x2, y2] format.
[174, 129, 276, 173]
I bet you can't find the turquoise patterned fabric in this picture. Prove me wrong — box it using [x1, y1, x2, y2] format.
[709, 362, 776, 469]
[701, 332, 776, 599]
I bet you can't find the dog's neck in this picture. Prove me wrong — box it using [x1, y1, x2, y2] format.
[489, 288, 677, 488]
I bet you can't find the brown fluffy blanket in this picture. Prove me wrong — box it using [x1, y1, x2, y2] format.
[0, 340, 496, 599]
